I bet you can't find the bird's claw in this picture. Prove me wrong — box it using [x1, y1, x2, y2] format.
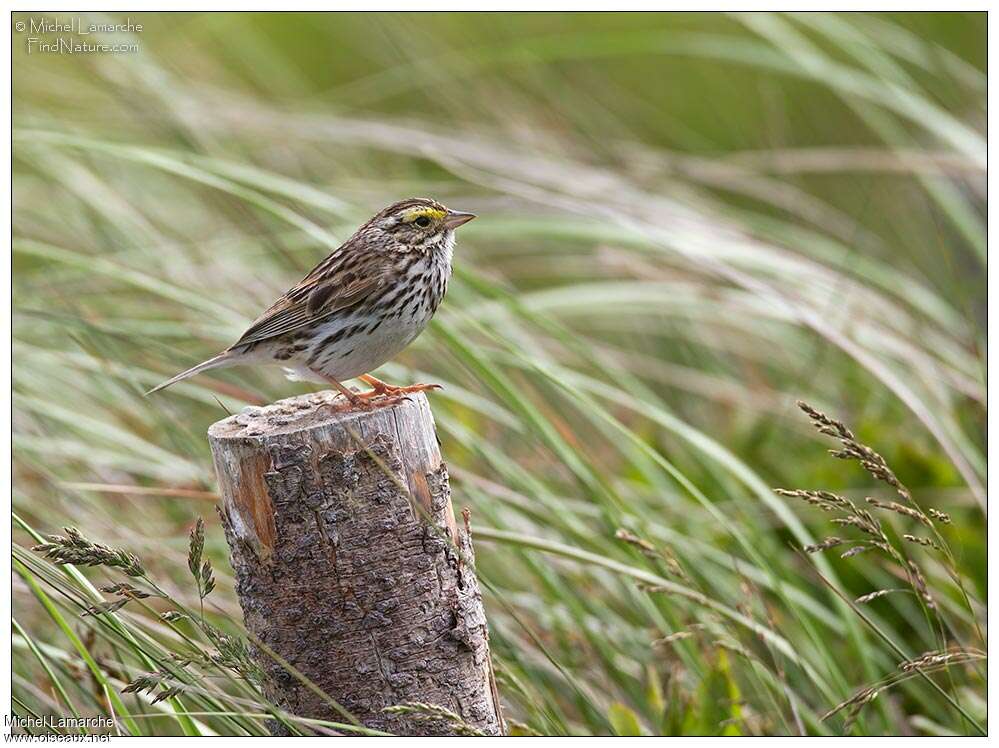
[325, 380, 441, 411]
[387, 382, 444, 395]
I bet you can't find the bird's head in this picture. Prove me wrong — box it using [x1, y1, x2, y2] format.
[365, 197, 476, 254]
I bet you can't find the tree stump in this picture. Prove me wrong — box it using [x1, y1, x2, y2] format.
[208, 391, 503, 736]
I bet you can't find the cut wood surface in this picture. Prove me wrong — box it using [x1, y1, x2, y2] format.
[208, 390, 503, 736]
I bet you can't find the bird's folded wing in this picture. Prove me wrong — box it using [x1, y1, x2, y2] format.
[232, 271, 385, 348]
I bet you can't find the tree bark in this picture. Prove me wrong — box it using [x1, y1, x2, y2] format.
[208, 390, 503, 736]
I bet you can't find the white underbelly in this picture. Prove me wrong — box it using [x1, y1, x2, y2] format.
[283, 311, 430, 383]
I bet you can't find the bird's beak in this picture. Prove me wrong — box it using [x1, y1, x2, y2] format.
[444, 210, 476, 229]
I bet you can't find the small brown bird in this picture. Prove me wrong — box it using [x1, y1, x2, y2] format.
[148, 198, 475, 405]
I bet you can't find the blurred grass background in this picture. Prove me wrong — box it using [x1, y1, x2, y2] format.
[12, 11, 985, 736]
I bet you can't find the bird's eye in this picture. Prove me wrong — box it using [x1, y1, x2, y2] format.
[414, 216, 432, 228]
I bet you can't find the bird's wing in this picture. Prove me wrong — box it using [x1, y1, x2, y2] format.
[232, 255, 389, 348]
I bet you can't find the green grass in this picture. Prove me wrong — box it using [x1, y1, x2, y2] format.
[12, 11, 985, 736]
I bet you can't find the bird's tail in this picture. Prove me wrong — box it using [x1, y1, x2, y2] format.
[145, 351, 238, 396]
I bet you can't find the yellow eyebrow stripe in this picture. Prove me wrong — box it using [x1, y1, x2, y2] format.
[402, 207, 446, 223]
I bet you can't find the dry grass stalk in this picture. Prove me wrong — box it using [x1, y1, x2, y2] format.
[653, 631, 693, 647]
[776, 403, 951, 615]
[898, 649, 984, 672]
[773, 488, 849, 512]
[824, 648, 986, 730]
[865, 498, 931, 527]
[824, 686, 880, 732]
[906, 561, 935, 610]
[33, 527, 145, 576]
[83, 582, 154, 617]
[188, 517, 216, 606]
[790, 404, 972, 625]
[830, 511, 882, 537]
[616, 528, 688, 580]
[615, 528, 657, 555]
[840, 542, 889, 558]
[796, 402, 912, 505]
[928, 508, 952, 524]
[33, 521, 264, 699]
[774, 401, 991, 730]
[902, 535, 940, 549]
[123, 671, 187, 705]
[855, 589, 906, 604]
[803, 537, 844, 554]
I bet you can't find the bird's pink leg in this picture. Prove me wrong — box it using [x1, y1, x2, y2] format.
[317, 374, 368, 408]
[358, 374, 443, 399]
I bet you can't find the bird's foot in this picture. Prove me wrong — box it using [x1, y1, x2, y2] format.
[318, 390, 368, 413]
[365, 382, 443, 397]
[357, 375, 443, 405]
[318, 374, 442, 411]
[316, 376, 377, 411]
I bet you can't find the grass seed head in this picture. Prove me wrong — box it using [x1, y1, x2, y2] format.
[33, 527, 145, 577]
